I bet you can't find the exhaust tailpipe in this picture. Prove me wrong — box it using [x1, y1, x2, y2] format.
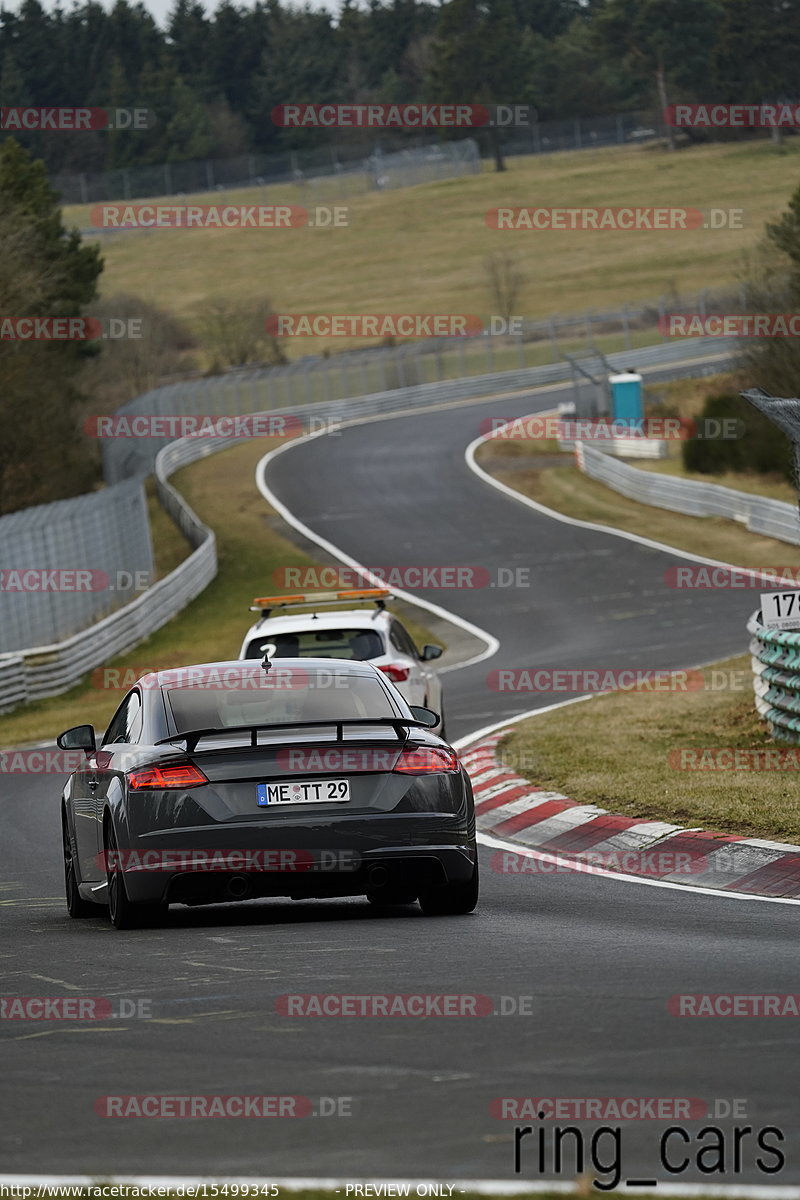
[227, 875, 252, 900]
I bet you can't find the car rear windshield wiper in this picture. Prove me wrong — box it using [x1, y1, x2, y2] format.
[156, 717, 428, 753]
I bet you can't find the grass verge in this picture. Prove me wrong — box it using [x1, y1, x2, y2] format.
[66, 140, 800, 355]
[475, 459, 799, 570]
[475, 372, 800, 572]
[0, 439, 443, 746]
[495, 653, 800, 843]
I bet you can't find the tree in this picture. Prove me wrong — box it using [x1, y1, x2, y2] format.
[713, 0, 800, 146]
[736, 182, 800, 398]
[428, 0, 527, 171]
[485, 251, 525, 325]
[592, 0, 723, 150]
[0, 140, 103, 512]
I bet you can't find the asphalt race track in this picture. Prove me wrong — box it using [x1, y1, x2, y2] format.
[3, 373, 799, 1186]
[267, 373, 758, 742]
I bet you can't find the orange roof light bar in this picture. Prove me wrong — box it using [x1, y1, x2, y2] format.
[250, 588, 392, 611]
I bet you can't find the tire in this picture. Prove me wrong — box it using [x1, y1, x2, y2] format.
[62, 813, 99, 919]
[419, 860, 479, 916]
[106, 822, 166, 930]
[366, 888, 418, 907]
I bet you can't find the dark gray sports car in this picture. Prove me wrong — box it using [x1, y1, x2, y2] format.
[58, 657, 477, 929]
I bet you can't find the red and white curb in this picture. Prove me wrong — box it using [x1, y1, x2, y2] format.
[462, 733, 800, 899]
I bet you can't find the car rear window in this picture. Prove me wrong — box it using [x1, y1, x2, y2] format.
[244, 627, 384, 661]
[165, 667, 398, 733]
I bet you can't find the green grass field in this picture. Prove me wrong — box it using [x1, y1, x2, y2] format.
[475, 369, 800, 560]
[67, 140, 800, 358]
[475, 372, 800, 840]
[496, 653, 800, 842]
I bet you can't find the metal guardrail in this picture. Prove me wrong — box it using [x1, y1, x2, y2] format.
[575, 436, 800, 744]
[0, 479, 154, 653]
[575, 441, 800, 545]
[747, 612, 800, 743]
[558, 434, 667, 458]
[0, 336, 735, 715]
[103, 336, 736, 484]
[0, 443, 216, 714]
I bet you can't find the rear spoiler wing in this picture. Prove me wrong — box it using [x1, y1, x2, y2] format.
[157, 716, 430, 754]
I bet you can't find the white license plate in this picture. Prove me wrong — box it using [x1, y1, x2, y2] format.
[257, 778, 351, 806]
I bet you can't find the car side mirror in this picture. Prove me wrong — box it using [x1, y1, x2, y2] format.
[409, 706, 439, 727]
[421, 644, 443, 662]
[56, 724, 96, 753]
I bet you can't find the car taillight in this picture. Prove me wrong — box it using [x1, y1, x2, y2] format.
[377, 663, 410, 683]
[393, 747, 459, 774]
[128, 762, 208, 790]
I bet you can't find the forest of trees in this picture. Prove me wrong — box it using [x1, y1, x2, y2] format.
[2, 0, 800, 177]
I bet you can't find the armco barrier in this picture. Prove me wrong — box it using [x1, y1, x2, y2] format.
[0, 337, 734, 715]
[0, 479, 154, 654]
[574, 441, 800, 545]
[748, 612, 800, 743]
[0, 444, 216, 714]
[103, 336, 735, 484]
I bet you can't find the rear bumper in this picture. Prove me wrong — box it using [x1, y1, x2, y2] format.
[118, 812, 476, 904]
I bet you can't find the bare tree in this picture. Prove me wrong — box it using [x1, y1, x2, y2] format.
[485, 251, 525, 327]
[200, 297, 288, 370]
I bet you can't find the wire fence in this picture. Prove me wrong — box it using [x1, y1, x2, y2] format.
[53, 108, 671, 207]
[0, 480, 154, 654]
[100, 290, 742, 485]
[56, 138, 481, 207]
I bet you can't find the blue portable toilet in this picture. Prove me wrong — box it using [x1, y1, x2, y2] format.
[609, 371, 643, 427]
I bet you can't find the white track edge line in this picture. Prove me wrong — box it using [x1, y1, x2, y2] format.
[255, 392, 797, 907]
[255, 428, 499, 672]
[454, 702, 800, 906]
[476, 828, 800, 906]
[464, 427, 799, 588]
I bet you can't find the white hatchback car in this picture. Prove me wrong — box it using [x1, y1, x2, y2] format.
[238, 590, 447, 737]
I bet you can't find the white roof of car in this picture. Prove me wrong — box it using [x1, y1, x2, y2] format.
[244, 607, 392, 639]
